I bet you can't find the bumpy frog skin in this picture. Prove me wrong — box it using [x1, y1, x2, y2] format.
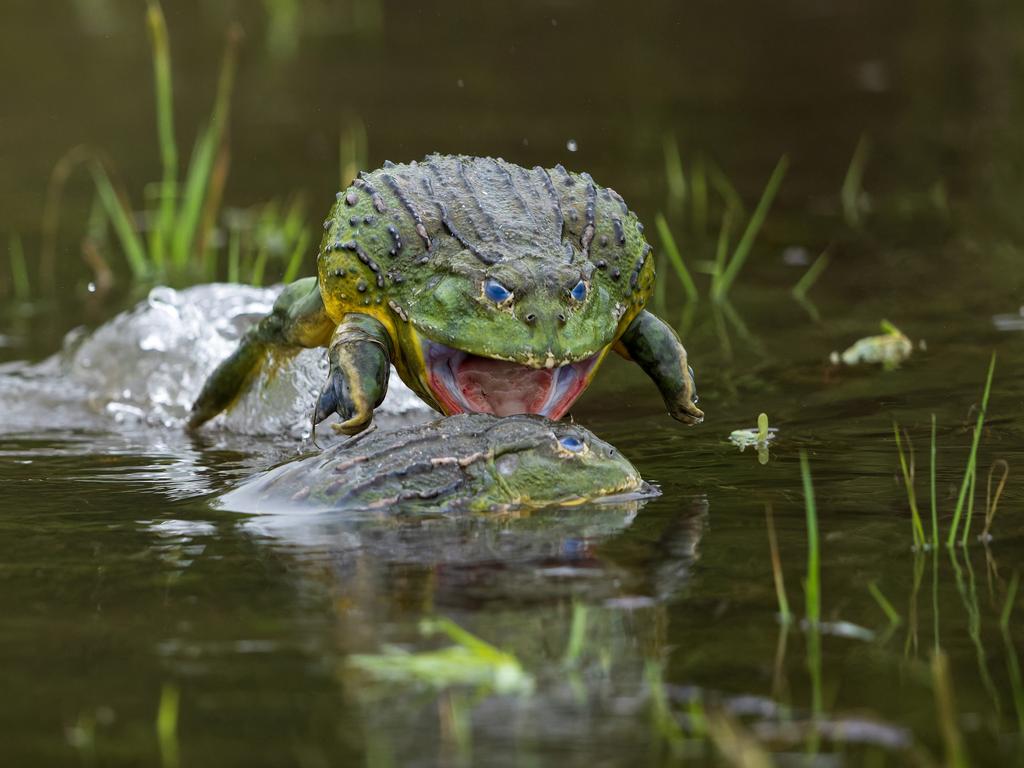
[217, 413, 650, 514]
[189, 155, 704, 434]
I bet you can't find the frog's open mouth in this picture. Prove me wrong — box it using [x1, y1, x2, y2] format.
[422, 340, 600, 419]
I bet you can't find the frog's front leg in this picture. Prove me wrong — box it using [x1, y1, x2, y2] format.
[315, 314, 393, 436]
[616, 310, 704, 425]
[189, 277, 334, 429]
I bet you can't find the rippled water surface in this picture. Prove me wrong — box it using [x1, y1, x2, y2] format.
[3, 1, 1024, 766]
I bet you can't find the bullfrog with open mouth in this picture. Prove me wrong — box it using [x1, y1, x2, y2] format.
[189, 155, 704, 434]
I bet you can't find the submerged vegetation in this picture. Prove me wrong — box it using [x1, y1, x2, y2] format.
[891, 353, 1002, 551]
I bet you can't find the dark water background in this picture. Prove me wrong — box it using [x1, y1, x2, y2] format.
[2, 1, 1024, 765]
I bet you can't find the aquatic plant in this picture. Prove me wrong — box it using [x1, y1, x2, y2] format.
[645, 661, 687, 757]
[981, 459, 1010, 541]
[947, 353, 997, 547]
[156, 683, 180, 768]
[654, 213, 698, 303]
[867, 582, 902, 628]
[841, 134, 871, 229]
[41, 1, 314, 293]
[892, 423, 927, 550]
[706, 711, 775, 768]
[765, 505, 792, 625]
[348, 617, 533, 695]
[931, 651, 969, 768]
[712, 156, 789, 302]
[800, 451, 820, 627]
[6, 234, 30, 302]
[656, 150, 788, 303]
[832, 320, 913, 368]
[931, 414, 938, 549]
[791, 250, 830, 300]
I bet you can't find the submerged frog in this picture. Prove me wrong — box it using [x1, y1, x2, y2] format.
[189, 155, 704, 434]
[217, 413, 651, 514]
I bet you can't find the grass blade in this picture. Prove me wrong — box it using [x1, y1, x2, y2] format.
[146, 0, 178, 271]
[765, 504, 791, 625]
[868, 582, 902, 626]
[791, 250, 830, 299]
[691, 152, 707, 237]
[227, 225, 241, 283]
[706, 156, 745, 218]
[1002, 572, 1020, 633]
[8, 234, 30, 301]
[282, 229, 311, 283]
[662, 135, 686, 214]
[156, 683, 180, 768]
[841, 134, 870, 229]
[960, 464, 978, 547]
[171, 23, 242, 269]
[893, 423, 926, 549]
[89, 161, 150, 279]
[982, 459, 1010, 541]
[711, 207, 734, 296]
[930, 414, 938, 549]
[947, 353, 997, 547]
[799, 451, 820, 625]
[713, 155, 789, 301]
[931, 651, 969, 768]
[654, 213, 698, 302]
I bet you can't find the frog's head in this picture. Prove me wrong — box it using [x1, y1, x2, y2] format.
[480, 415, 651, 508]
[400, 248, 648, 419]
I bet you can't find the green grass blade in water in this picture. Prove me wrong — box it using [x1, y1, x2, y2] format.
[145, 0, 178, 271]
[171, 24, 241, 270]
[89, 161, 150, 279]
[947, 353, 996, 547]
[800, 451, 820, 625]
[654, 213, 698, 302]
[713, 155, 789, 301]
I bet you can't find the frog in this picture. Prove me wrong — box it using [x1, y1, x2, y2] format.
[188, 154, 704, 435]
[217, 413, 651, 514]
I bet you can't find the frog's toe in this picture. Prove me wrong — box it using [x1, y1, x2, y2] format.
[672, 365, 704, 425]
[314, 375, 342, 425]
[313, 366, 376, 436]
[672, 400, 705, 426]
[330, 409, 374, 436]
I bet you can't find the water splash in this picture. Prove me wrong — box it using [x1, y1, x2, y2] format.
[1, 284, 428, 437]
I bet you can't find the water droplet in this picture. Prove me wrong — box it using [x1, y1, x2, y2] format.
[87, 282, 96, 293]
[456, 78, 464, 88]
[566, 139, 578, 152]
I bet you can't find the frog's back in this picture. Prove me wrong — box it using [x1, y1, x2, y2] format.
[317, 155, 653, 323]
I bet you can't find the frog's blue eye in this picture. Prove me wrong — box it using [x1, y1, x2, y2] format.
[570, 280, 587, 302]
[559, 436, 584, 452]
[484, 279, 512, 303]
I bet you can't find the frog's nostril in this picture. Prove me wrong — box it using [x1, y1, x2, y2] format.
[557, 312, 567, 325]
[524, 313, 537, 325]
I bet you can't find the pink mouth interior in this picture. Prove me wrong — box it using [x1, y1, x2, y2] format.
[424, 341, 599, 418]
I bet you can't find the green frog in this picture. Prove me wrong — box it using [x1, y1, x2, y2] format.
[217, 413, 650, 513]
[189, 155, 703, 434]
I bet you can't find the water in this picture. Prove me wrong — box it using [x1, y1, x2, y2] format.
[3, 1, 1024, 766]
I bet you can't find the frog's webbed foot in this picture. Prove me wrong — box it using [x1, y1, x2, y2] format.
[188, 277, 333, 430]
[616, 310, 704, 425]
[313, 314, 392, 436]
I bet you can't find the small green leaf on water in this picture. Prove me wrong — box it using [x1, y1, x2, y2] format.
[757, 413, 769, 443]
[880, 319, 902, 336]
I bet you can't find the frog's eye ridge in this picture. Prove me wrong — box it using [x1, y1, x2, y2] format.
[570, 280, 587, 302]
[485, 279, 513, 303]
[559, 436, 584, 452]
